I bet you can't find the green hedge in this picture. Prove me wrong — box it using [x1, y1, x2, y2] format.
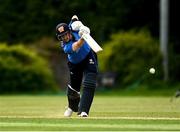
[99, 29, 163, 87]
[169, 49, 180, 82]
[0, 44, 58, 94]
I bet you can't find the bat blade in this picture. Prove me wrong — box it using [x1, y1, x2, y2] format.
[82, 33, 103, 53]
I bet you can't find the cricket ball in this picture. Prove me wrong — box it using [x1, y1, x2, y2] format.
[149, 68, 155, 74]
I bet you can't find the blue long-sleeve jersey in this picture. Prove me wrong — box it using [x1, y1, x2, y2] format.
[61, 31, 91, 64]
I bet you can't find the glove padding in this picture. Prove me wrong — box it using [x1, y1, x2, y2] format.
[78, 26, 90, 37]
[71, 21, 84, 31]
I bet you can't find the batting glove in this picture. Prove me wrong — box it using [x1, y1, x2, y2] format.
[71, 21, 84, 31]
[78, 26, 90, 37]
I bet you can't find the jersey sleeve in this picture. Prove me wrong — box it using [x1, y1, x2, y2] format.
[63, 43, 74, 54]
[62, 32, 80, 54]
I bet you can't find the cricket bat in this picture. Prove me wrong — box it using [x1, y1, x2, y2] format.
[70, 15, 103, 53]
[82, 33, 103, 53]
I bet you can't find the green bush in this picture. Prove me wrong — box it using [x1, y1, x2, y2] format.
[0, 44, 58, 94]
[169, 49, 180, 82]
[99, 29, 163, 87]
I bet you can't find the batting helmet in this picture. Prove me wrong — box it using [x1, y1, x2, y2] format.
[56, 23, 70, 41]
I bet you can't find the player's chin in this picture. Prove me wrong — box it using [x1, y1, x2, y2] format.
[63, 38, 70, 43]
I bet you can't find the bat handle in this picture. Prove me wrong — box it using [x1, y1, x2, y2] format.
[71, 15, 79, 22]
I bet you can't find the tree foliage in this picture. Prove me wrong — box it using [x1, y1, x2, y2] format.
[0, 0, 160, 44]
[98, 29, 163, 86]
[0, 44, 58, 94]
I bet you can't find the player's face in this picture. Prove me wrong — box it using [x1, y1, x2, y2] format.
[61, 32, 71, 42]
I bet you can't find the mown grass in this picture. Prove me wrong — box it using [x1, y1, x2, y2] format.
[0, 95, 180, 131]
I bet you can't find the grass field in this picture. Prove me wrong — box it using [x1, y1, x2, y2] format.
[0, 95, 180, 131]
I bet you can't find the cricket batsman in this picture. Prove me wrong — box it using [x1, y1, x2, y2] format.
[56, 15, 98, 117]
